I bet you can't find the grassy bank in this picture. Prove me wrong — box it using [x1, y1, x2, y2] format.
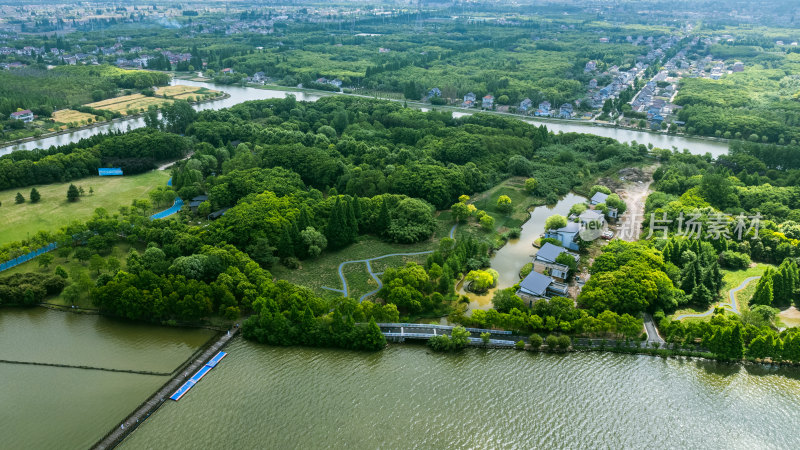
[0, 171, 169, 245]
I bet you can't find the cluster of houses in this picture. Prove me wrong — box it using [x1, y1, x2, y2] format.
[516, 190, 620, 302]
[588, 66, 642, 109]
[314, 77, 343, 88]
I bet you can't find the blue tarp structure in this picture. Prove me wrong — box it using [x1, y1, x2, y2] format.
[0, 242, 57, 273]
[170, 352, 227, 401]
[98, 168, 123, 176]
[150, 197, 184, 220]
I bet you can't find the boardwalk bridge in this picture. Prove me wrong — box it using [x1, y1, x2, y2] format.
[376, 323, 518, 347]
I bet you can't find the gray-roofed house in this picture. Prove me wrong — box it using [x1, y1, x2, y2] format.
[189, 195, 209, 212]
[533, 242, 579, 281]
[590, 192, 609, 205]
[517, 271, 569, 304]
[579, 209, 606, 228]
[545, 222, 581, 251]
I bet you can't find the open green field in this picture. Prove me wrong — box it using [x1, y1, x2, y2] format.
[0, 171, 169, 245]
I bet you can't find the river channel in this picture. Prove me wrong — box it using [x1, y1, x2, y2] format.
[0, 79, 728, 157]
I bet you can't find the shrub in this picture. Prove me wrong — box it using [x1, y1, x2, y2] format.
[515, 340, 526, 349]
[557, 335, 571, 350]
[529, 334, 543, 349]
[719, 250, 751, 270]
[545, 334, 559, 349]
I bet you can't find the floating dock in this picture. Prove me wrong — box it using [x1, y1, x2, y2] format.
[170, 351, 227, 401]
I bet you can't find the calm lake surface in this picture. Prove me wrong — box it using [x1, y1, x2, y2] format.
[0, 308, 214, 449]
[1, 79, 727, 157]
[123, 338, 800, 449]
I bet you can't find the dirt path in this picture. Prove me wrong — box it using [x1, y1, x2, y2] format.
[611, 165, 659, 242]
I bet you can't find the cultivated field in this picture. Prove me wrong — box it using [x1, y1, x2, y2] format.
[52, 109, 97, 125]
[86, 94, 170, 115]
[85, 85, 220, 115]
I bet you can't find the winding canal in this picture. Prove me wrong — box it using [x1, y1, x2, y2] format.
[0, 79, 728, 157]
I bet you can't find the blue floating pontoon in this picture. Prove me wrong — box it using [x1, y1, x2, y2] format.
[170, 351, 227, 401]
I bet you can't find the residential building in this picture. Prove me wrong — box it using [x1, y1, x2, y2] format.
[519, 98, 532, 112]
[535, 101, 551, 116]
[462, 92, 476, 108]
[545, 222, 581, 251]
[482, 95, 494, 109]
[517, 271, 569, 303]
[559, 103, 574, 119]
[9, 110, 33, 122]
[590, 192, 609, 205]
[428, 87, 441, 98]
[533, 243, 578, 282]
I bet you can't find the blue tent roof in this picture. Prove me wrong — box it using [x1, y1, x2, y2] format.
[519, 271, 553, 297]
[98, 168, 123, 176]
[536, 242, 567, 263]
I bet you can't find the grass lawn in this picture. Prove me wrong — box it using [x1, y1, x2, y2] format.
[723, 264, 772, 311]
[0, 171, 169, 245]
[272, 215, 454, 298]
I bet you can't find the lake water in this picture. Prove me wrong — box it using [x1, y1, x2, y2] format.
[122, 338, 800, 449]
[1, 80, 727, 157]
[0, 308, 214, 449]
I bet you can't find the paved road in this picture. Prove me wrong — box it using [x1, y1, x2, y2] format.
[642, 313, 665, 344]
[674, 276, 761, 320]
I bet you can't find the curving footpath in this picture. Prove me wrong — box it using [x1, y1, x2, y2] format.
[322, 224, 459, 302]
[674, 276, 761, 320]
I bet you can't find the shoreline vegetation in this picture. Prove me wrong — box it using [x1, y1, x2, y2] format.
[12, 303, 800, 369]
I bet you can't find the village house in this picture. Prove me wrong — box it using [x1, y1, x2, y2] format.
[559, 103, 574, 119]
[428, 87, 441, 98]
[535, 101, 551, 117]
[589, 79, 598, 89]
[462, 92, 476, 108]
[584, 60, 597, 72]
[590, 192, 609, 205]
[188, 195, 209, 212]
[545, 222, 581, 251]
[517, 271, 569, 304]
[533, 242, 578, 282]
[9, 110, 34, 122]
[519, 98, 532, 112]
[482, 95, 494, 110]
[579, 209, 605, 229]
